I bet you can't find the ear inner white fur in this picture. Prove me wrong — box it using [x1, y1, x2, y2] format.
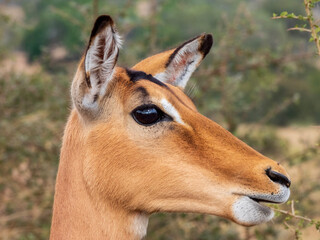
[155, 34, 212, 89]
[83, 17, 122, 109]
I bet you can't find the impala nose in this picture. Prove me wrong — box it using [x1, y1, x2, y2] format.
[265, 168, 291, 188]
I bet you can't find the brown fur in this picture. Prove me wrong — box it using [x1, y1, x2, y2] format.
[50, 16, 290, 240]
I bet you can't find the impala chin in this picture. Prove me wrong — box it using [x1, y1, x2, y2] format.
[231, 185, 290, 226]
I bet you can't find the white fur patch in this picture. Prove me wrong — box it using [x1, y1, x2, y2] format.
[82, 94, 99, 110]
[161, 98, 184, 125]
[232, 196, 274, 225]
[83, 24, 122, 109]
[232, 185, 290, 225]
[154, 38, 203, 89]
[85, 27, 122, 77]
[131, 213, 149, 239]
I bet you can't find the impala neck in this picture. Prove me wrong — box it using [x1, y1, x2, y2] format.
[50, 110, 149, 240]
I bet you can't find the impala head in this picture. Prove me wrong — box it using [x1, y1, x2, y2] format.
[71, 15, 290, 226]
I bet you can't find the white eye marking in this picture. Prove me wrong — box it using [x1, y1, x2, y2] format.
[161, 98, 184, 125]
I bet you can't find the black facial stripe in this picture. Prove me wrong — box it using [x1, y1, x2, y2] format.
[126, 68, 167, 87]
[126, 68, 194, 111]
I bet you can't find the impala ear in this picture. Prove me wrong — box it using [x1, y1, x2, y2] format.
[132, 34, 213, 89]
[72, 15, 122, 115]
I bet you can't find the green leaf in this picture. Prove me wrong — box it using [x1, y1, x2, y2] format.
[285, 216, 292, 221]
[316, 221, 320, 230]
[287, 13, 297, 19]
[298, 219, 304, 227]
[273, 13, 277, 17]
[280, 11, 288, 17]
[274, 211, 281, 217]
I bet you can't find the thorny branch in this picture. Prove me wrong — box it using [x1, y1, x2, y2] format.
[272, 0, 320, 56]
[271, 206, 312, 222]
[304, 0, 320, 55]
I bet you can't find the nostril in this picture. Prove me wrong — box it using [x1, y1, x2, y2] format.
[265, 167, 291, 188]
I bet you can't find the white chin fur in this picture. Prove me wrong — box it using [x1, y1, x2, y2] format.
[232, 196, 274, 225]
[232, 186, 290, 225]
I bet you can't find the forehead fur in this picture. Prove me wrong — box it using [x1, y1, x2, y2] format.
[111, 67, 197, 111]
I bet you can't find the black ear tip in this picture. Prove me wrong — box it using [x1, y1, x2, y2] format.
[95, 15, 114, 25]
[90, 15, 114, 38]
[205, 34, 213, 44]
[199, 33, 213, 57]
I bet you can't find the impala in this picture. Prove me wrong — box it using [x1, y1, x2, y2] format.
[50, 15, 291, 239]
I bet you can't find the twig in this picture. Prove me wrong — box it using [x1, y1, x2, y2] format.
[287, 27, 311, 32]
[271, 207, 312, 222]
[258, 96, 294, 125]
[304, 0, 320, 55]
[50, 7, 82, 27]
[272, 16, 309, 21]
[291, 200, 295, 215]
[92, 0, 99, 20]
[0, 209, 51, 224]
[284, 221, 296, 232]
[272, 0, 320, 56]
[0, 210, 33, 224]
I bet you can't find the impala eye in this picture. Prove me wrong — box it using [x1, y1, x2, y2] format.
[132, 105, 169, 126]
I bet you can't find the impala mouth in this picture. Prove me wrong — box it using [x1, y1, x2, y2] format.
[232, 186, 290, 226]
[248, 196, 282, 204]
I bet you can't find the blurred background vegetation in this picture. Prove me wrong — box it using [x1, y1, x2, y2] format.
[0, 0, 319, 239]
